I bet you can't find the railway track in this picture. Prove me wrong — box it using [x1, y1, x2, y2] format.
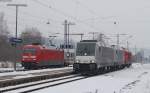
[0, 69, 27, 73]
[0, 68, 73, 88]
[1, 74, 87, 93]
[1, 68, 126, 93]
[0, 70, 13, 73]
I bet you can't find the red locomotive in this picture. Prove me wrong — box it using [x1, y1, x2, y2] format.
[22, 44, 65, 69]
[124, 50, 132, 67]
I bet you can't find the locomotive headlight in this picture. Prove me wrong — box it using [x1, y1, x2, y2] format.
[76, 60, 80, 63]
[90, 60, 95, 63]
[33, 59, 36, 60]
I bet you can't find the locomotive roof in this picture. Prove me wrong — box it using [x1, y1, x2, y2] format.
[23, 45, 64, 51]
[80, 40, 98, 42]
[23, 45, 43, 48]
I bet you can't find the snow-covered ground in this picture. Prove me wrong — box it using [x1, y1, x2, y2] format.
[0, 67, 72, 77]
[32, 63, 150, 93]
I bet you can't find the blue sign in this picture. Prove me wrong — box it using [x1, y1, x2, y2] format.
[9, 37, 22, 43]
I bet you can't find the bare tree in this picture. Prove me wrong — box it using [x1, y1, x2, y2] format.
[0, 14, 43, 63]
[0, 13, 43, 64]
[0, 12, 9, 36]
[0, 12, 15, 62]
[20, 27, 42, 45]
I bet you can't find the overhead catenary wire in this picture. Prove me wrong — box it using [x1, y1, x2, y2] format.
[3, 4, 61, 24]
[1, 5, 65, 33]
[31, 0, 104, 32]
[2, 0, 105, 37]
[70, 0, 117, 25]
[0, 3, 65, 38]
[1, 6, 48, 23]
[70, 0, 98, 16]
[4, 13, 63, 36]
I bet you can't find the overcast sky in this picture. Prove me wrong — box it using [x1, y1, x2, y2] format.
[0, 0, 150, 49]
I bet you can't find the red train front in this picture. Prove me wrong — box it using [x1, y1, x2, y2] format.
[22, 44, 64, 69]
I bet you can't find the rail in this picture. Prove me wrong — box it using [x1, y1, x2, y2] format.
[1, 74, 88, 93]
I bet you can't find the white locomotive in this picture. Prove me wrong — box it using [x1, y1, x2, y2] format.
[73, 38, 132, 72]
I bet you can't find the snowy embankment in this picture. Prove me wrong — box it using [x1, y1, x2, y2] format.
[33, 63, 150, 93]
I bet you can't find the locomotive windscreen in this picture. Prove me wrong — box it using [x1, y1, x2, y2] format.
[23, 48, 36, 55]
[76, 42, 96, 56]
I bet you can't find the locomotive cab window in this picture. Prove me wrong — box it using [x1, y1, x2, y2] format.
[23, 48, 36, 55]
[76, 42, 96, 56]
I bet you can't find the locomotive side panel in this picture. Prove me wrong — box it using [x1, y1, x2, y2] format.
[95, 46, 114, 67]
[38, 49, 64, 67]
[116, 50, 124, 65]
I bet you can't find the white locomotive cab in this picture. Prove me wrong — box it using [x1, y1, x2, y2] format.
[73, 41, 97, 72]
[75, 42, 96, 64]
